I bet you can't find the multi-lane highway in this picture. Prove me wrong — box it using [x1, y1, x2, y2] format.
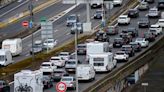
[6, 0, 164, 92]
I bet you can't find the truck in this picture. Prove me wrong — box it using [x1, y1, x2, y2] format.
[0, 49, 13, 66]
[14, 70, 43, 92]
[77, 64, 95, 81]
[2, 38, 22, 56]
[86, 41, 111, 61]
[89, 52, 117, 72]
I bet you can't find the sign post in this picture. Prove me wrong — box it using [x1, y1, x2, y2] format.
[56, 82, 67, 92]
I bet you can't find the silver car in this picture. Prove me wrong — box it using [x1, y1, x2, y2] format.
[138, 2, 149, 10]
[66, 14, 79, 26]
[60, 76, 76, 89]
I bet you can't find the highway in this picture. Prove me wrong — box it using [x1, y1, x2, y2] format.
[7, 0, 164, 92]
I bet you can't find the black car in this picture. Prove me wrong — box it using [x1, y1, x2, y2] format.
[77, 44, 86, 55]
[126, 27, 138, 37]
[93, 10, 103, 19]
[121, 33, 133, 43]
[144, 32, 156, 42]
[138, 17, 150, 28]
[129, 42, 142, 52]
[121, 45, 135, 57]
[95, 31, 110, 42]
[158, 0, 164, 9]
[145, 0, 154, 3]
[113, 38, 124, 48]
[91, 3, 102, 8]
[128, 9, 139, 18]
[0, 80, 10, 92]
[43, 75, 53, 89]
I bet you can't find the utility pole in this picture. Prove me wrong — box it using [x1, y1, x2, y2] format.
[29, 0, 34, 62]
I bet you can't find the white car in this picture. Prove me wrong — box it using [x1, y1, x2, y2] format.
[49, 56, 65, 67]
[148, 7, 160, 17]
[149, 24, 162, 36]
[157, 19, 164, 27]
[135, 38, 149, 48]
[114, 51, 129, 61]
[113, 0, 123, 6]
[40, 62, 57, 72]
[60, 76, 76, 89]
[118, 15, 130, 25]
[58, 52, 71, 60]
[43, 38, 57, 49]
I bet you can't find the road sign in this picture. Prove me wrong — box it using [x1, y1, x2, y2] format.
[22, 21, 29, 27]
[56, 82, 67, 92]
[41, 21, 54, 40]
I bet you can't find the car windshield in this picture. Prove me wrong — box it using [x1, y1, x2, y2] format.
[129, 9, 136, 12]
[67, 61, 75, 64]
[62, 77, 73, 81]
[108, 27, 114, 31]
[0, 55, 5, 61]
[114, 38, 122, 42]
[54, 71, 64, 73]
[139, 18, 148, 22]
[116, 52, 124, 55]
[136, 38, 144, 41]
[51, 58, 60, 60]
[150, 29, 156, 32]
[43, 72, 51, 75]
[119, 16, 126, 19]
[96, 10, 102, 14]
[41, 64, 50, 67]
[68, 15, 76, 20]
[59, 53, 68, 56]
[43, 76, 50, 80]
[78, 45, 86, 48]
[149, 9, 157, 13]
[122, 47, 132, 50]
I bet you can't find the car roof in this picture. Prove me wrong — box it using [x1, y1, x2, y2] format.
[59, 52, 69, 54]
[42, 62, 52, 64]
[116, 51, 126, 53]
[119, 15, 128, 17]
[122, 45, 132, 47]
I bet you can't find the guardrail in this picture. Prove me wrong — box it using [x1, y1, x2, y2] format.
[83, 34, 164, 92]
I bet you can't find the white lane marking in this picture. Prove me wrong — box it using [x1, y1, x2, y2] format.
[54, 30, 59, 32]
[66, 33, 70, 35]
[0, 0, 29, 18]
[23, 4, 79, 41]
[9, 81, 14, 85]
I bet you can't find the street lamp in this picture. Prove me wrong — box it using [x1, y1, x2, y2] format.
[141, 82, 148, 92]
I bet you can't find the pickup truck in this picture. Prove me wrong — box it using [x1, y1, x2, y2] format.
[118, 15, 131, 25]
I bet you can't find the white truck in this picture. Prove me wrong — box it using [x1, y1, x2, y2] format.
[77, 64, 95, 81]
[149, 24, 163, 36]
[118, 15, 130, 25]
[2, 38, 22, 56]
[14, 70, 43, 92]
[89, 52, 117, 72]
[0, 49, 13, 66]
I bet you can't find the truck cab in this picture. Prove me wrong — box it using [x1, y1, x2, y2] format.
[0, 49, 13, 67]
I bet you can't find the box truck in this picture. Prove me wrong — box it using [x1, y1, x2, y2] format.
[89, 52, 117, 72]
[77, 64, 95, 81]
[14, 70, 43, 92]
[0, 49, 13, 66]
[86, 41, 110, 60]
[2, 38, 22, 56]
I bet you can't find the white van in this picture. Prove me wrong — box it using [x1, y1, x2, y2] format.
[0, 49, 13, 66]
[89, 52, 117, 72]
[157, 19, 164, 27]
[2, 38, 22, 56]
[14, 70, 43, 92]
[77, 64, 95, 81]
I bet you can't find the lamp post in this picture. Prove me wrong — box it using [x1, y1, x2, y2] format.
[28, 0, 34, 62]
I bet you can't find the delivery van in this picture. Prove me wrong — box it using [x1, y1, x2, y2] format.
[2, 38, 22, 56]
[89, 52, 117, 72]
[0, 49, 13, 66]
[14, 70, 43, 92]
[77, 64, 95, 81]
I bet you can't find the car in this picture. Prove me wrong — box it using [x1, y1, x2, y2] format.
[90, 3, 102, 8]
[157, 18, 164, 27]
[113, 38, 124, 48]
[105, 26, 119, 35]
[121, 33, 133, 43]
[138, 17, 150, 28]
[43, 75, 53, 89]
[43, 38, 57, 50]
[95, 31, 110, 42]
[77, 44, 86, 55]
[113, 0, 123, 6]
[0, 80, 10, 92]
[93, 10, 104, 19]
[138, 2, 149, 10]
[128, 9, 139, 18]
[118, 15, 130, 25]
[145, 0, 154, 3]
[40, 62, 57, 71]
[144, 32, 156, 42]
[158, 0, 164, 9]
[53, 68, 68, 80]
[148, 7, 160, 18]
[126, 27, 138, 37]
[70, 22, 83, 34]
[149, 24, 163, 36]
[114, 51, 129, 62]
[65, 59, 81, 72]
[135, 38, 149, 47]
[58, 52, 71, 60]
[129, 42, 142, 52]
[121, 45, 135, 57]
[66, 14, 79, 26]
[120, 29, 130, 37]
[49, 56, 66, 67]
[60, 76, 76, 89]
[30, 45, 43, 54]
